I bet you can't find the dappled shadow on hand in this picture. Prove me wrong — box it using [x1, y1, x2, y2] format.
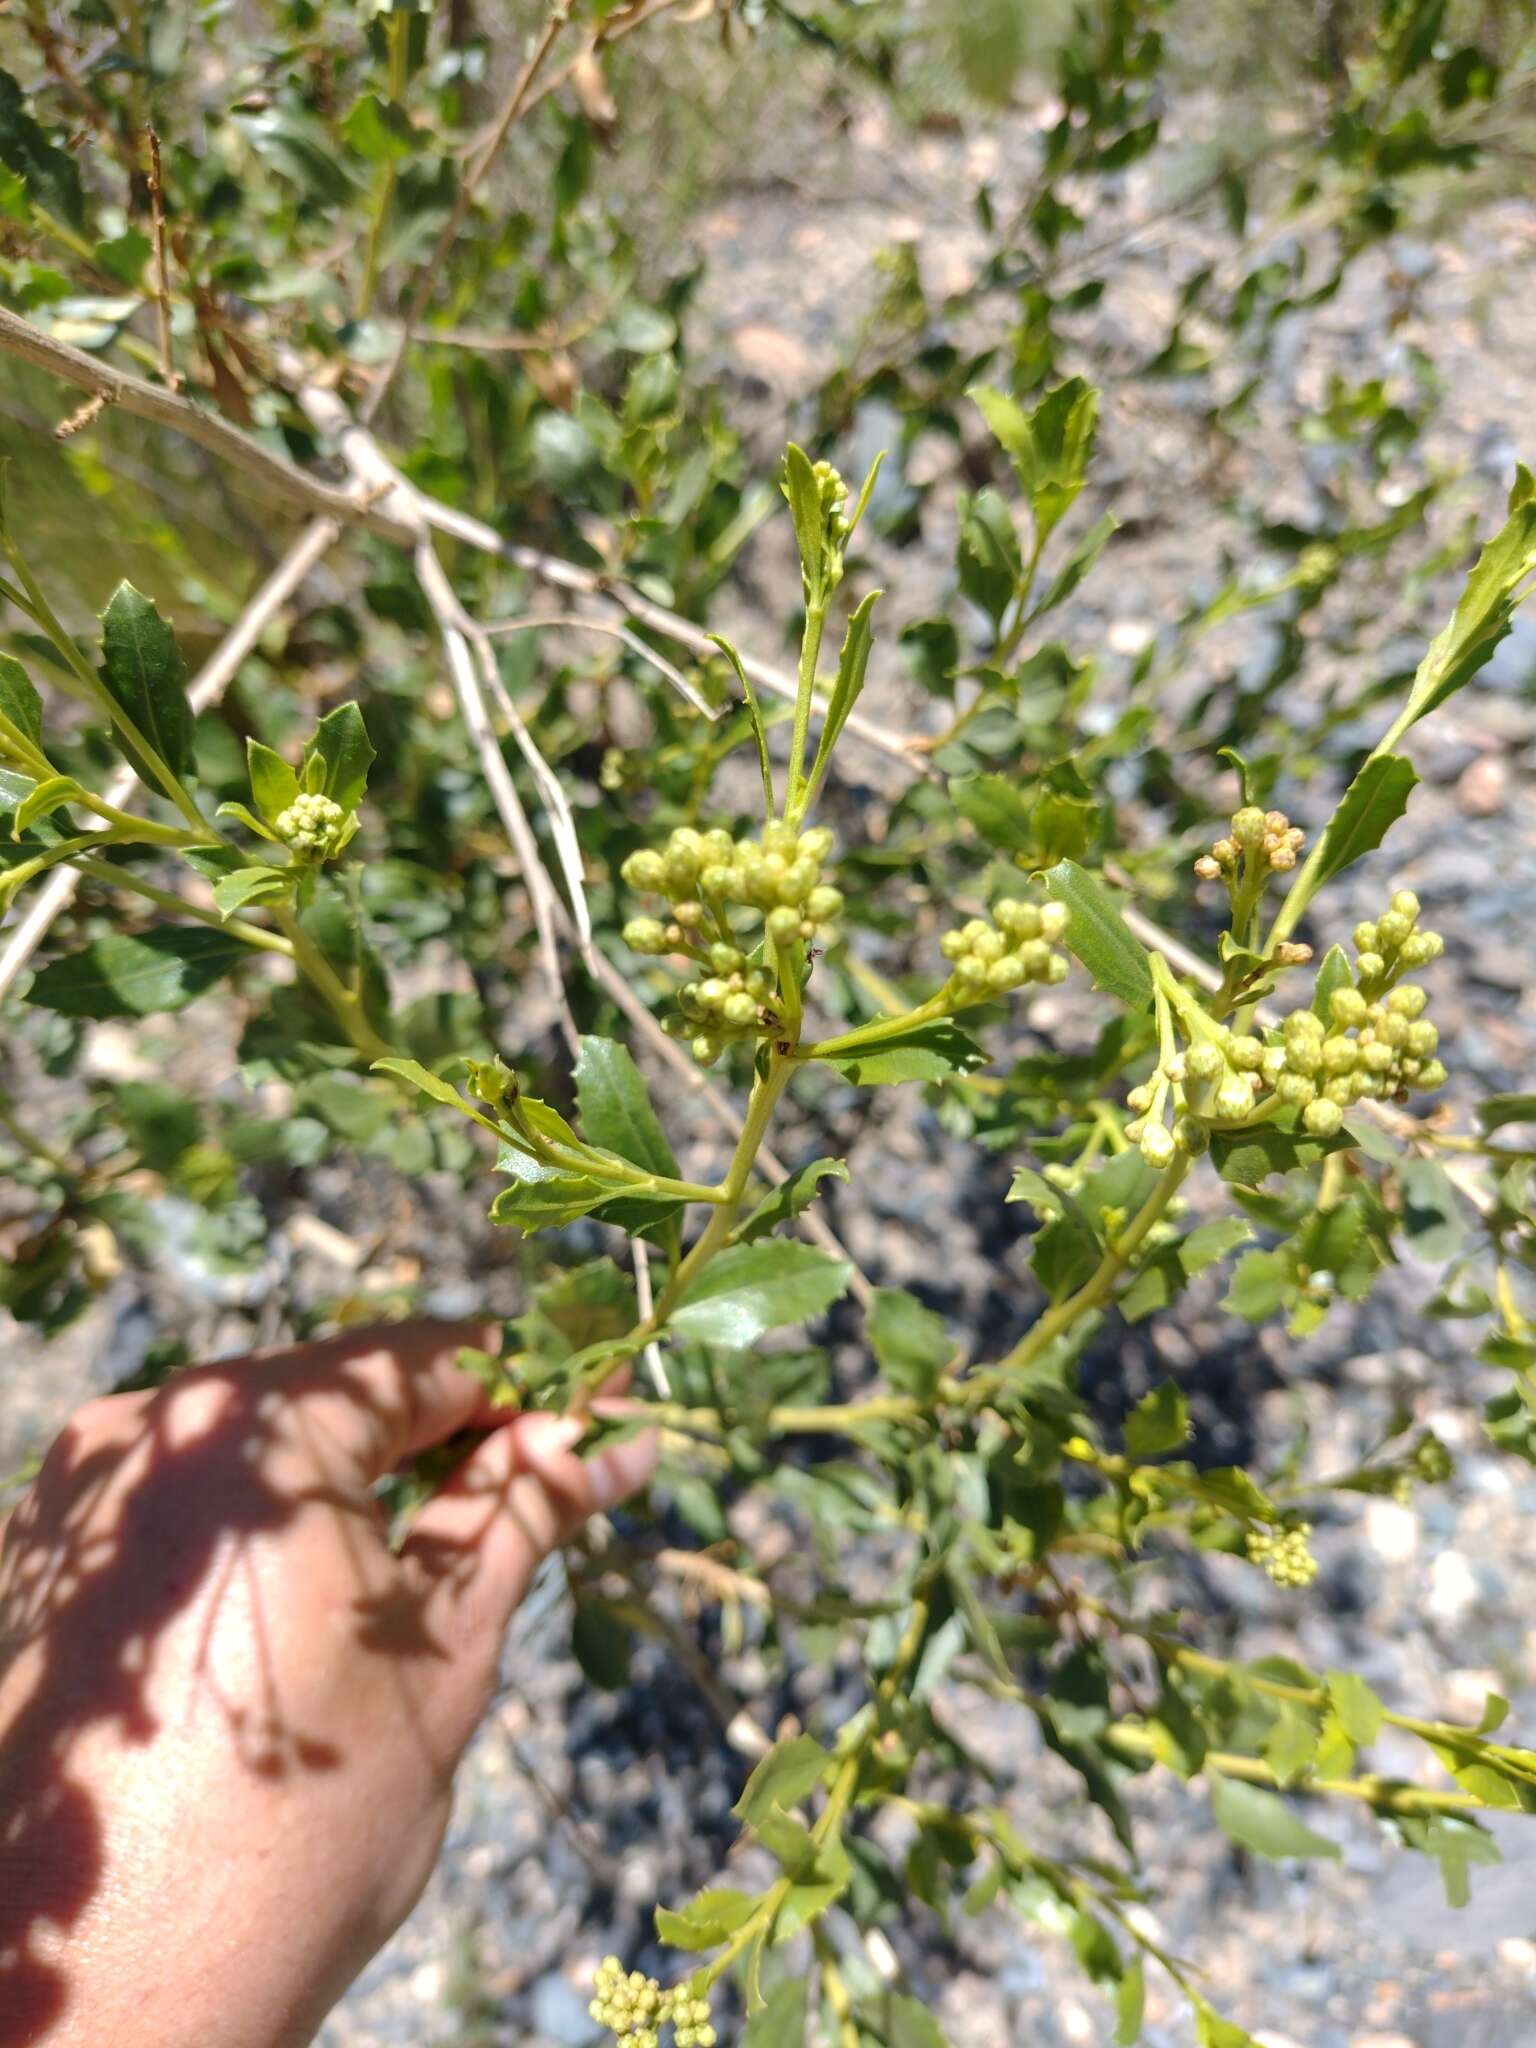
[0, 1349, 453, 2045]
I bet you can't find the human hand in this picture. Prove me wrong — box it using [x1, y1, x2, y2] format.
[0, 1322, 657, 2048]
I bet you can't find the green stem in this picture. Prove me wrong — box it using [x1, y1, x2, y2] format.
[798, 991, 949, 1061]
[72, 857, 293, 956]
[1099, 1720, 1480, 1814]
[785, 602, 826, 824]
[649, 1053, 793, 1326]
[0, 541, 212, 840]
[271, 904, 393, 1063]
[980, 1157, 1191, 1387]
[0, 1091, 73, 1178]
[355, 13, 409, 317]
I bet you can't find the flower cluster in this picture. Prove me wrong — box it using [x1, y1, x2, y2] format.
[1194, 804, 1305, 885]
[1350, 890, 1445, 989]
[274, 791, 348, 861]
[621, 823, 842, 1064]
[939, 898, 1070, 1002]
[1247, 1520, 1318, 1588]
[589, 1960, 714, 2048]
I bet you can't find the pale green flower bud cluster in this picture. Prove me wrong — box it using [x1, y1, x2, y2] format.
[938, 897, 1070, 1002]
[274, 791, 348, 861]
[1350, 890, 1445, 991]
[1193, 805, 1305, 885]
[812, 458, 851, 554]
[1247, 1520, 1318, 1588]
[621, 822, 842, 1065]
[589, 1960, 714, 2048]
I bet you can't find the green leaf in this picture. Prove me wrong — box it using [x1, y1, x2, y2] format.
[1326, 1670, 1384, 1746]
[1115, 1958, 1146, 2047]
[671, 1240, 851, 1348]
[1026, 512, 1118, 622]
[216, 800, 282, 845]
[1042, 860, 1153, 1010]
[733, 1732, 830, 1826]
[1400, 493, 1536, 730]
[1311, 943, 1353, 1021]
[782, 443, 828, 602]
[738, 1157, 849, 1244]
[1211, 1114, 1350, 1187]
[13, 773, 82, 835]
[950, 772, 1034, 853]
[0, 68, 86, 229]
[852, 1991, 948, 2048]
[806, 589, 881, 799]
[741, 1976, 809, 2045]
[867, 1287, 953, 1399]
[1303, 753, 1419, 898]
[1125, 1380, 1191, 1460]
[28, 928, 246, 1019]
[1261, 1704, 1320, 1787]
[710, 633, 774, 814]
[815, 1020, 988, 1086]
[0, 653, 44, 766]
[574, 1035, 678, 1178]
[211, 864, 291, 918]
[654, 1886, 758, 1952]
[247, 739, 300, 825]
[1120, 1218, 1253, 1321]
[957, 488, 1023, 626]
[1223, 1248, 1294, 1321]
[301, 703, 374, 809]
[1478, 1094, 1536, 1132]
[1207, 1775, 1341, 1861]
[571, 1597, 633, 1690]
[489, 1144, 614, 1234]
[371, 1057, 494, 1122]
[970, 377, 1099, 544]
[99, 583, 195, 783]
[340, 92, 418, 161]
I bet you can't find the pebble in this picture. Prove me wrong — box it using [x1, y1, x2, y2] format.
[530, 1970, 602, 2047]
[1427, 1550, 1480, 1622]
[1364, 1500, 1419, 1562]
[1457, 753, 1509, 815]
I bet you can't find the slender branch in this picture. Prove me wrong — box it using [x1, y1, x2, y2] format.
[0, 516, 341, 1002]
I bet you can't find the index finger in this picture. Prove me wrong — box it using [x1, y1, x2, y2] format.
[234, 1319, 505, 1479]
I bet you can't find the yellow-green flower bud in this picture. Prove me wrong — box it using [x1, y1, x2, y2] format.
[1390, 889, 1420, 920]
[1406, 1019, 1438, 1057]
[1214, 1075, 1254, 1120]
[994, 898, 1041, 940]
[940, 929, 968, 961]
[1356, 950, 1386, 982]
[1276, 1072, 1317, 1106]
[1045, 953, 1068, 984]
[1185, 1041, 1224, 1083]
[722, 990, 757, 1028]
[699, 862, 735, 898]
[1376, 910, 1411, 951]
[623, 917, 670, 955]
[1399, 930, 1444, 966]
[1039, 902, 1068, 942]
[799, 826, 834, 862]
[1303, 1097, 1343, 1137]
[1329, 987, 1368, 1028]
[987, 955, 1025, 991]
[1232, 805, 1266, 848]
[1173, 1115, 1209, 1155]
[766, 904, 802, 945]
[691, 1034, 721, 1066]
[1227, 1034, 1262, 1072]
[1140, 1121, 1176, 1168]
[1386, 983, 1427, 1018]
[805, 885, 843, 922]
[621, 849, 667, 893]
[1417, 1058, 1447, 1089]
[1019, 939, 1053, 979]
[1353, 921, 1378, 953]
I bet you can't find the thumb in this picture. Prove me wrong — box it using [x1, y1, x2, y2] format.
[402, 1411, 657, 1650]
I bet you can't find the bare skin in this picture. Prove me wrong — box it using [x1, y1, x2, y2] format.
[0, 1321, 657, 2048]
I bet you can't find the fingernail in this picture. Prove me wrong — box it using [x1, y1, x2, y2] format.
[587, 1430, 659, 1512]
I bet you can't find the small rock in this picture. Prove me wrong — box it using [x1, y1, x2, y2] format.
[731, 322, 811, 391]
[1427, 1549, 1478, 1623]
[1364, 1500, 1419, 1562]
[1350, 2034, 1419, 2048]
[1498, 1937, 1536, 1971]
[529, 1969, 602, 2047]
[1456, 753, 1508, 816]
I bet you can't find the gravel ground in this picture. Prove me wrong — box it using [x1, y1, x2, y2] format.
[6, 78, 1536, 2048]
